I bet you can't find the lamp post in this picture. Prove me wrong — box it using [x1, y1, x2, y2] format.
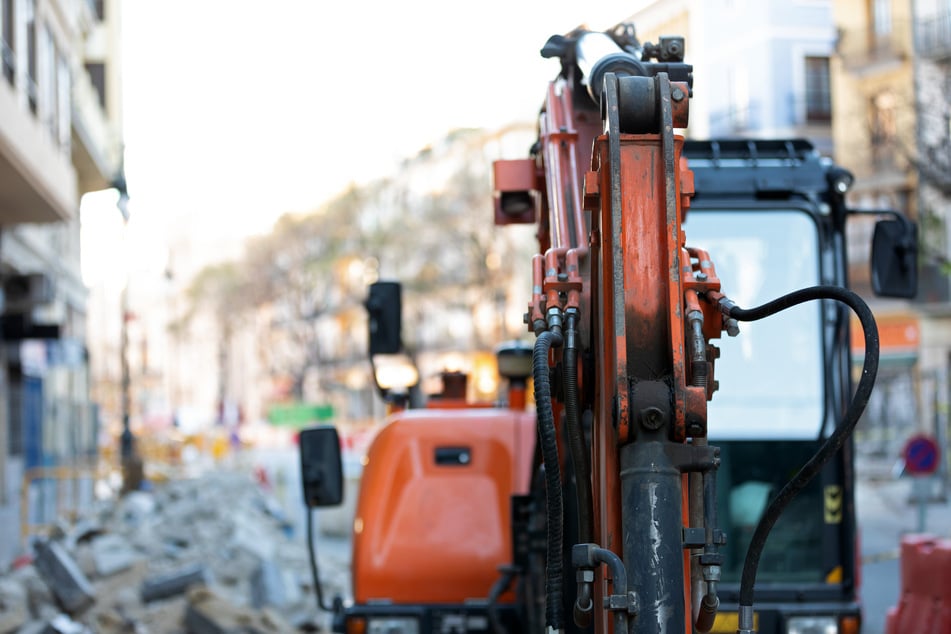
[112, 167, 141, 491]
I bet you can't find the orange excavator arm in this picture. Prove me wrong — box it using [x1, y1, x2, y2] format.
[494, 26, 726, 634]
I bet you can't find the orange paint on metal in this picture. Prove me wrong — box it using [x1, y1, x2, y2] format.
[352, 408, 535, 604]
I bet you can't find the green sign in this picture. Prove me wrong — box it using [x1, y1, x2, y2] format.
[267, 403, 335, 427]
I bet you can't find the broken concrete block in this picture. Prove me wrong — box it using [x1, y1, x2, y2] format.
[231, 510, 277, 561]
[44, 613, 94, 633]
[0, 576, 29, 632]
[15, 621, 50, 634]
[140, 563, 209, 603]
[71, 543, 97, 579]
[64, 519, 106, 551]
[33, 540, 96, 614]
[249, 560, 287, 609]
[212, 547, 259, 587]
[92, 609, 138, 634]
[184, 586, 290, 634]
[90, 534, 139, 577]
[14, 566, 57, 621]
[119, 491, 157, 527]
[84, 558, 147, 621]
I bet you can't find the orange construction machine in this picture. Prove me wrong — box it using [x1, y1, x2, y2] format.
[300, 22, 918, 634]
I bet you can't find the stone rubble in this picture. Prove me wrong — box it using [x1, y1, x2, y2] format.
[1, 468, 349, 633]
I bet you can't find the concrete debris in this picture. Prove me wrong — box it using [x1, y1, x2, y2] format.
[44, 613, 94, 633]
[250, 560, 302, 609]
[141, 563, 210, 603]
[33, 540, 96, 614]
[0, 576, 29, 632]
[90, 533, 141, 577]
[63, 520, 107, 551]
[0, 466, 339, 633]
[184, 586, 293, 633]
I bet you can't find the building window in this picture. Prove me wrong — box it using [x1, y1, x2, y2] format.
[804, 56, 831, 122]
[39, 24, 54, 136]
[1, 0, 13, 85]
[872, 0, 892, 37]
[85, 62, 105, 108]
[26, 0, 36, 114]
[94, 0, 104, 21]
[57, 53, 70, 150]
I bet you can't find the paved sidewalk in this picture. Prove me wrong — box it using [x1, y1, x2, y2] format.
[855, 456, 951, 634]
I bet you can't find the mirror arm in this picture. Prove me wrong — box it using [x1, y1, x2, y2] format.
[846, 208, 913, 233]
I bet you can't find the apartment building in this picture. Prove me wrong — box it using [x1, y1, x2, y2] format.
[619, 1, 934, 457]
[625, 0, 836, 153]
[0, 0, 123, 567]
[911, 0, 951, 466]
[830, 0, 947, 458]
[913, 0, 951, 310]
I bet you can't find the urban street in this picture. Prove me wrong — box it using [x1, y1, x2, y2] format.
[1, 442, 947, 633]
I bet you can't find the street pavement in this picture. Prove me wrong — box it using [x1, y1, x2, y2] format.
[2, 443, 945, 633]
[271, 444, 948, 634]
[855, 457, 951, 634]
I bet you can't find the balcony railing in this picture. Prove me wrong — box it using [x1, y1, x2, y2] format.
[917, 12, 951, 59]
[836, 21, 912, 70]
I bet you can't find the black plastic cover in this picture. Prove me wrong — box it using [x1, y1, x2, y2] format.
[299, 426, 344, 508]
[871, 218, 918, 299]
[366, 281, 402, 356]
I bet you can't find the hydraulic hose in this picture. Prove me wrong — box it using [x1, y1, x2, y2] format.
[533, 331, 564, 631]
[486, 566, 517, 634]
[726, 286, 879, 625]
[564, 312, 594, 628]
[564, 312, 593, 545]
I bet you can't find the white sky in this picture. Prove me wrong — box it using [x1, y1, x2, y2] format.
[117, 2, 639, 252]
[82, 1, 645, 292]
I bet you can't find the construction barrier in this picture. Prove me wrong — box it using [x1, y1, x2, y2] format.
[885, 534, 951, 634]
[20, 462, 109, 542]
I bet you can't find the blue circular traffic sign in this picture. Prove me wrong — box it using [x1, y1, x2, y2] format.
[904, 434, 940, 475]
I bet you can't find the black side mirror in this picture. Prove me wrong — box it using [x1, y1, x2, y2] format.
[871, 218, 918, 299]
[299, 426, 344, 508]
[366, 281, 402, 356]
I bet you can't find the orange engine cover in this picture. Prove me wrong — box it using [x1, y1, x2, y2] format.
[352, 408, 536, 604]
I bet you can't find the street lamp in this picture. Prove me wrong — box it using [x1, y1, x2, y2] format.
[111, 164, 139, 489]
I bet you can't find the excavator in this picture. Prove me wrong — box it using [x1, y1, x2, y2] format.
[298, 22, 918, 634]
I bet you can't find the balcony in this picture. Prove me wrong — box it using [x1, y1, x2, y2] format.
[917, 12, 951, 60]
[0, 71, 76, 224]
[71, 64, 120, 195]
[836, 22, 911, 74]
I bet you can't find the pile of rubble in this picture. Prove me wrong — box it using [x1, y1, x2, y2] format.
[0, 468, 350, 633]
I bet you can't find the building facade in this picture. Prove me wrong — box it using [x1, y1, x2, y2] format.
[830, 0, 946, 463]
[0, 0, 123, 567]
[625, 0, 836, 154]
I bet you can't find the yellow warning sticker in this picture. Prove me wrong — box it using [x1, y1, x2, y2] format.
[711, 612, 758, 633]
[824, 484, 843, 523]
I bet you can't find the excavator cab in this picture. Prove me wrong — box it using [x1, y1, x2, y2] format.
[681, 138, 917, 633]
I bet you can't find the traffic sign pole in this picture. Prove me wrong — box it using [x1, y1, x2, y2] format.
[904, 434, 941, 533]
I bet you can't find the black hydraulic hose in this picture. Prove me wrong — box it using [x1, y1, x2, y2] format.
[564, 313, 594, 629]
[534, 331, 564, 631]
[306, 509, 333, 612]
[564, 312, 593, 545]
[486, 567, 517, 634]
[727, 286, 879, 613]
